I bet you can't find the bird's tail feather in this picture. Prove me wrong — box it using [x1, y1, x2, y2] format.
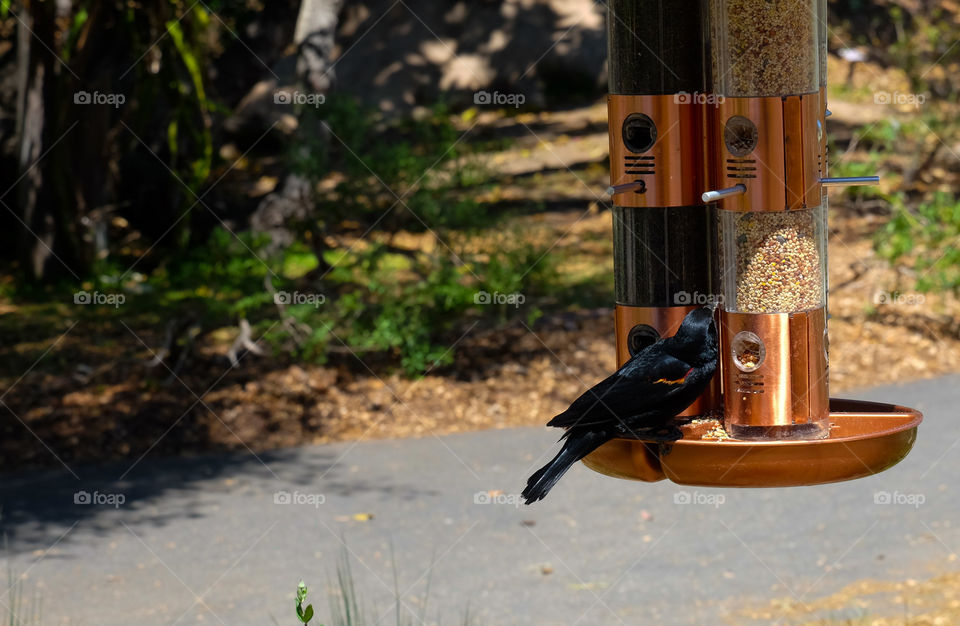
[522, 431, 608, 504]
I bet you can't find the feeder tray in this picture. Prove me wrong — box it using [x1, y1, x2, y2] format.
[581, 398, 922, 488]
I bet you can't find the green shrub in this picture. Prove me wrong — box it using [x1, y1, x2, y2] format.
[875, 192, 960, 292]
[288, 231, 559, 376]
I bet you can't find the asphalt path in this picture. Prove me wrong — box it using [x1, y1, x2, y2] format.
[0, 376, 956, 625]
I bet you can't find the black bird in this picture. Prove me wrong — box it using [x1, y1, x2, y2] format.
[522, 307, 718, 504]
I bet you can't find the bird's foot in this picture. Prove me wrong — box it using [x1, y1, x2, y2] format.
[627, 424, 684, 443]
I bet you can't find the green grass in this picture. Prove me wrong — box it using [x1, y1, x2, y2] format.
[5, 566, 41, 626]
[291, 547, 477, 626]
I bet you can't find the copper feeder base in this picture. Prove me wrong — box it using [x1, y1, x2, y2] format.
[581, 398, 921, 488]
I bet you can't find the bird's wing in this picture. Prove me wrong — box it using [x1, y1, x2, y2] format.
[546, 351, 694, 429]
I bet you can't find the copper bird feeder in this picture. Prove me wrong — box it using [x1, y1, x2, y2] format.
[583, 0, 921, 487]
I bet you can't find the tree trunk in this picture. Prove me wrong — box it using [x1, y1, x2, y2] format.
[14, 0, 56, 279]
[252, 0, 343, 270]
[294, 0, 343, 93]
[13, 0, 97, 280]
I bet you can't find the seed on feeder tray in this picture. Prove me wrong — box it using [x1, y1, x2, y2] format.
[703, 423, 731, 441]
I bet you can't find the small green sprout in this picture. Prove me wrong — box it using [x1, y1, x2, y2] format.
[296, 580, 315, 624]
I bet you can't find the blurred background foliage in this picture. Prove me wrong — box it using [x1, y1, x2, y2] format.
[0, 0, 958, 379]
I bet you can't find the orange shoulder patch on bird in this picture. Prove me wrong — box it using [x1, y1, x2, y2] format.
[654, 367, 694, 385]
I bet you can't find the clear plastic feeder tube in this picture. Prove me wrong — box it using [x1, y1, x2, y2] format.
[708, 0, 820, 97]
[609, 0, 706, 95]
[720, 207, 826, 313]
[719, 206, 830, 440]
[818, 0, 828, 88]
